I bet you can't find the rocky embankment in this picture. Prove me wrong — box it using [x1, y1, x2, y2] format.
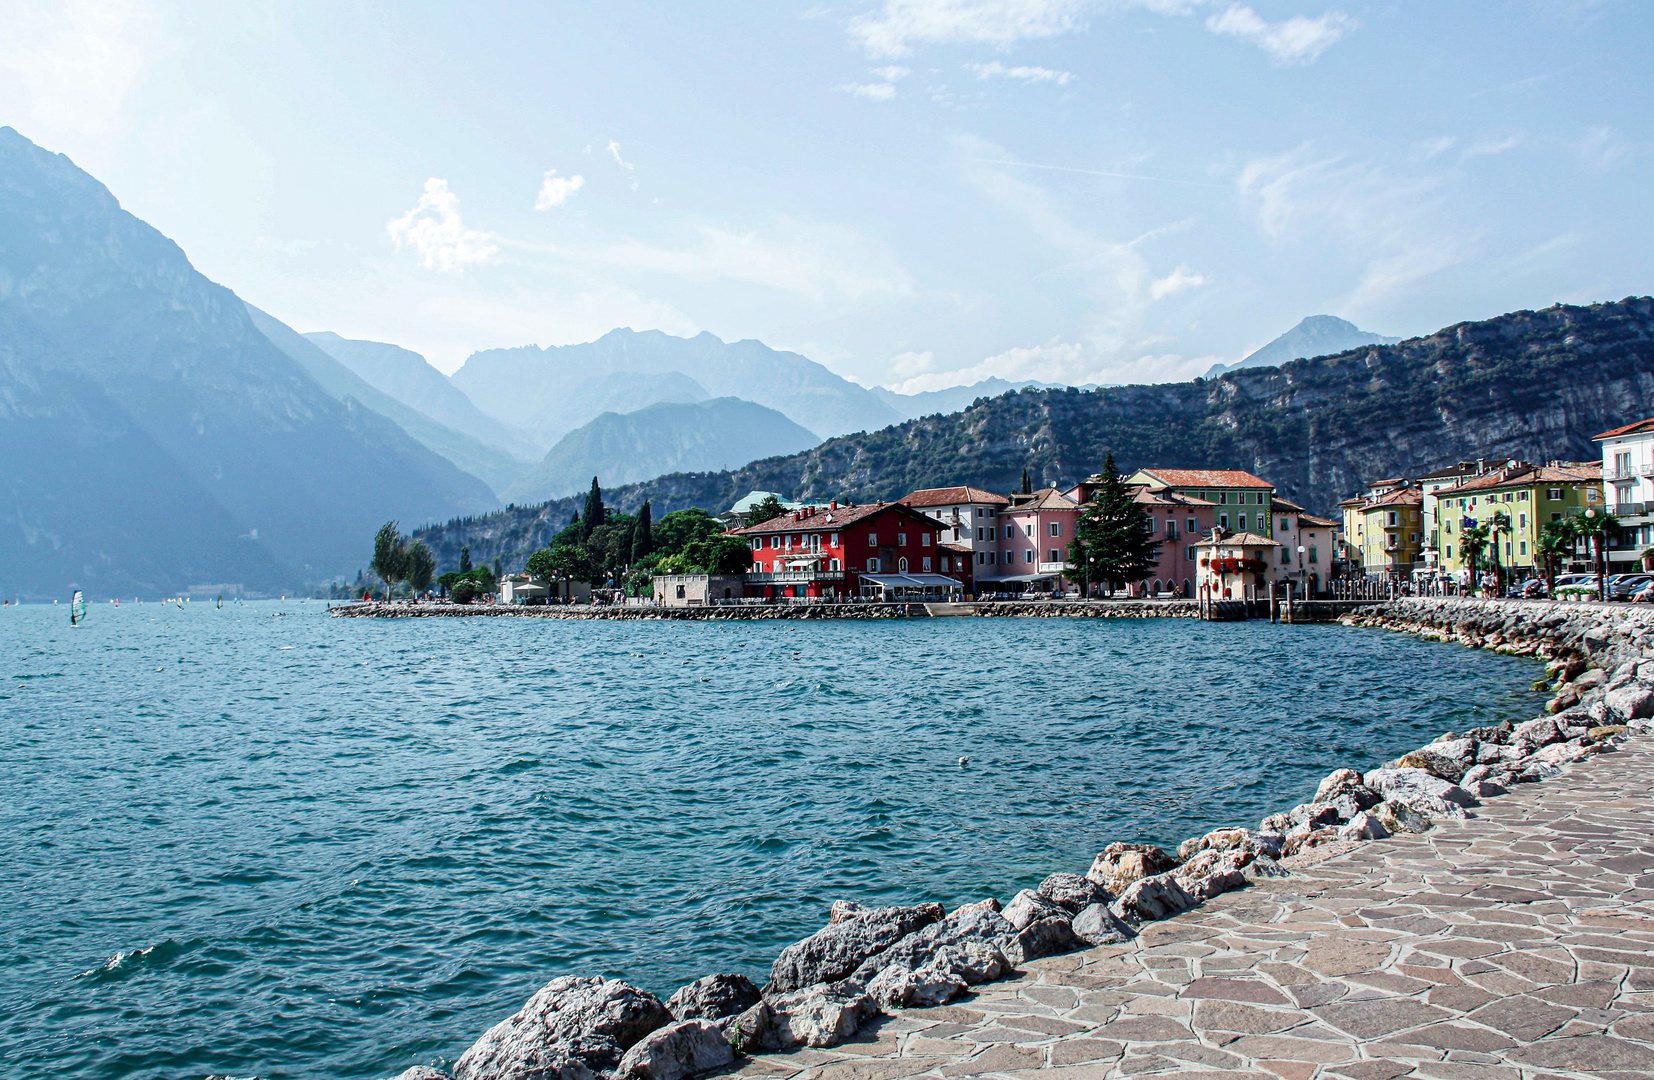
[331, 600, 1201, 621]
[381, 597, 1652, 1080]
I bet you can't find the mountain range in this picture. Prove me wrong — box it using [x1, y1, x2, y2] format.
[0, 127, 496, 599]
[411, 297, 1654, 576]
[1204, 315, 1400, 379]
[501, 398, 821, 504]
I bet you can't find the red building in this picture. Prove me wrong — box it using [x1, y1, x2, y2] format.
[734, 501, 963, 599]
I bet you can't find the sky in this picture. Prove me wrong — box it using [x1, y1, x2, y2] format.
[1, 1, 1650, 391]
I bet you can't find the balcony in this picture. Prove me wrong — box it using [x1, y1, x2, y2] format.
[1037, 561, 1068, 574]
[747, 570, 846, 584]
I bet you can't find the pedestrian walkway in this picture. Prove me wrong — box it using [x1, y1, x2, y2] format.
[731, 737, 1654, 1080]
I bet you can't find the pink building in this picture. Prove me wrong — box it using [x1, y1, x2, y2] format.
[996, 487, 1081, 593]
[1132, 488, 1217, 597]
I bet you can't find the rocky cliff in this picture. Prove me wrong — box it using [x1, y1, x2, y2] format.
[414, 297, 1654, 576]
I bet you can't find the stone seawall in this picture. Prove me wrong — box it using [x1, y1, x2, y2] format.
[1345, 595, 1654, 671]
[331, 599, 1205, 621]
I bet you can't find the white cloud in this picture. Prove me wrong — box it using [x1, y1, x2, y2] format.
[386, 178, 500, 272]
[1150, 265, 1207, 299]
[0, 0, 159, 134]
[968, 60, 1074, 84]
[843, 81, 899, 100]
[535, 169, 585, 209]
[607, 141, 633, 170]
[852, 0, 1097, 58]
[872, 65, 913, 80]
[600, 217, 915, 303]
[1580, 125, 1627, 170]
[1236, 145, 1466, 309]
[1204, 4, 1356, 65]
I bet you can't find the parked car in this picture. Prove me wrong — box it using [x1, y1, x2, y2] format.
[1510, 578, 1546, 598]
[1608, 574, 1653, 600]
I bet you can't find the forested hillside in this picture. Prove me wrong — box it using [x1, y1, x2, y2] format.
[412, 297, 1654, 575]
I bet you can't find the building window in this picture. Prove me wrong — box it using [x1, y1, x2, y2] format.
[1551, 512, 1562, 522]
[1239, 514, 1248, 532]
[898, 557, 908, 572]
[1547, 488, 1562, 501]
[830, 558, 841, 571]
[1309, 546, 1318, 563]
[831, 533, 840, 548]
[897, 532, 907, 546]
[1219, 492, 1228, 504]
[1166, 521, 1178, 540]
[1186, 546, 1196, 559]
[1220, 514, 1229, 530]
[751, 538, 762, 551]
[1387, 511, 1398, 526]
[675, 585, 686, 599]
[1049, 521, 1061, 537]
[1519, 542, 1527, 557]
[1024, 550, 1034, 564]
[867, 557, 879, 572]
[1588, 487, 1601, 502]
[976, 551, 985, 565]
[1004, 524, 1014, 539]
[1518, 513, 1526, 529]
[922, 533, 932, 546]
[1281, 518, 1293, 531]
[1187, 517, 1198, 533]
[1517, 491, 1528, 501]
[769, 536, 780, 549]
[1049, 548, 1060, 562]
[922, 557, 932, 571]
[1444, 545, 1451, 559]
[868, 533, 877, 546]
[1023, 523, 1034, 537]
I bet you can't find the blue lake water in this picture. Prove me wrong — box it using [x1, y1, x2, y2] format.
[1, 601, 1542, 1080]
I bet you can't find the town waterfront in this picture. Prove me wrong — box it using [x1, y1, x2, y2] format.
[2, 602, 1543, 1080]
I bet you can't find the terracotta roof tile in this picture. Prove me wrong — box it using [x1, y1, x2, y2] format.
[1134, 467, 1275, 489]
[1194, 531, 1281, 547]
[732, 502, 943, 535]
[1593, 417, 1654, 441]
[900, 486, 1010, 507]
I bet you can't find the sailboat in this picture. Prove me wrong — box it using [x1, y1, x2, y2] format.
[70, 590, 87, 626]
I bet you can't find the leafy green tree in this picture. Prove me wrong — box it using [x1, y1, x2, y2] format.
[745, 495, 788, 528]
[1068, 452, 1159, 596]
[405, 541, 436, 595]
[459, 545, 473, 573]
[1488, 510, 1512, 590]
[653, 508, 724, 558]
[582, 477, 605, 539]
[450, 578, 479, 604]
[372, 521, 409, 597]
[1573, 509, 1619, 600]
[528, 543, 599, 595]
[632, 500, 654, 562]
[1460, 524, 1489, 591]
[684, 533, 755, 574]
[585, 513, 636, 586]
[1536, 518, 1575, 598]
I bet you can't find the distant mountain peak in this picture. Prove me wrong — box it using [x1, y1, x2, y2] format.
[1206, 315, 1401, 378]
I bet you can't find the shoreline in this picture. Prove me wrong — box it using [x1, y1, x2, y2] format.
[329, 598, 1369, 622]
[379, 596, 1651, 1080]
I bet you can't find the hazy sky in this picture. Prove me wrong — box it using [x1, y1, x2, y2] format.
[2, 1, 1649, 390]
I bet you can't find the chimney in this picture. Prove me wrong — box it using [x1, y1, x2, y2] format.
[830, 499, 838, 510]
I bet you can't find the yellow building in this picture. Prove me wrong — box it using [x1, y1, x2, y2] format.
[1434, 462, 1602, 575]
[1339, 480, 1425, 577]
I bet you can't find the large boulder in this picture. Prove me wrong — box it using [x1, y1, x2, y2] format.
[453, 976, 671, 1080]
[1071, 902, 1135, 945]
[1086, 842, 1176, 895]
[1312, 768, 1365, 803]
[1001, 889, 1070, 930]
[1395, 738, 1477, 783]
[388, 1069, 454, 1080]
[1338, 811, 1390, 841]
[1605, 685, 1654, 721]
[767, 903, 943, 993]
[848, 905, 1017, 984]
[765, 983, 874, 1049]
[1036, 871, 1111, 912]
[1176, 826, 1283, 864]
[1006, 915, 1082, 964]
[1108, 872, 1196, 925]
[666, 974, 761, 1022]
[1363, 767, 1478, 813]
[614, 1020, 734, 1080]
[1172, 851, 1248, 902]
[1371, 799, 1433, 835]
[865, 963, 968, 1010]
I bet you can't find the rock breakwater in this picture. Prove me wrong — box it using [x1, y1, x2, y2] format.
[366, 597, 1652, 1080]
[332, 600, 1203, 621]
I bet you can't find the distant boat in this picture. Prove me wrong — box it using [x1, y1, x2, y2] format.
[70, 591, 86, 626]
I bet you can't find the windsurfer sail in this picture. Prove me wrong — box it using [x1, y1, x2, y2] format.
[70, 590, 87, 626]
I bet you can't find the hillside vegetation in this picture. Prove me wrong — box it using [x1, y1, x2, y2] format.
[413, 297, 1654, 575]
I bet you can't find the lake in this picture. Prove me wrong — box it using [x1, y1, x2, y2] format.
[0, 601, 1541, 1079]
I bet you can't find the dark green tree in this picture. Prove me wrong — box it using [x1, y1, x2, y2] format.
[1461, 523, 1489, 590]
[1488, 509, 1512, 590]
[632, 499, 654, 562]
[372, 521, 409, 597]
[1536, 518, 1575, 598]
[684, 533, 756, 573]
[1068, 452, 1159, 596]
[745, 494, 788, 527]
[582, 477, 605, 539]
[1573, 508, 1619, 600]
[405, 541, 436, 595]
[458, 545, 473, 573]
[653, 508, 724, 558]
[1020, 468, 1032, 494]
[528, 543, 599, 595]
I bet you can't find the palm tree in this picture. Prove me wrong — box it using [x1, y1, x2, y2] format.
[1488, 510, 1512, 592]
[1573, 509, 1621, 601]
[1536, 518, 1575, 598]
[1461, 524, 1489, 594]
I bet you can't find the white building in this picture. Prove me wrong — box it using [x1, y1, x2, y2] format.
[898, 486, 1011, 581]
[1594, 418, 1654, 571]
[1268, 498, 1338, 595]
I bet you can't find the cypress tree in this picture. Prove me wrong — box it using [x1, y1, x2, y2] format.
[632, 499, 654, 562]
[459, 545, 472, 573]
[583, 477, 604, 539]
[1021, 468, 1032, 494]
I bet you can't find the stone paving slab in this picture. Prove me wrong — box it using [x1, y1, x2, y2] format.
[723, 736, 1654, 1080]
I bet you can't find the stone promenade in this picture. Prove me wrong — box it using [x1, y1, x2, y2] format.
[729, 737, 1654, 1080]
